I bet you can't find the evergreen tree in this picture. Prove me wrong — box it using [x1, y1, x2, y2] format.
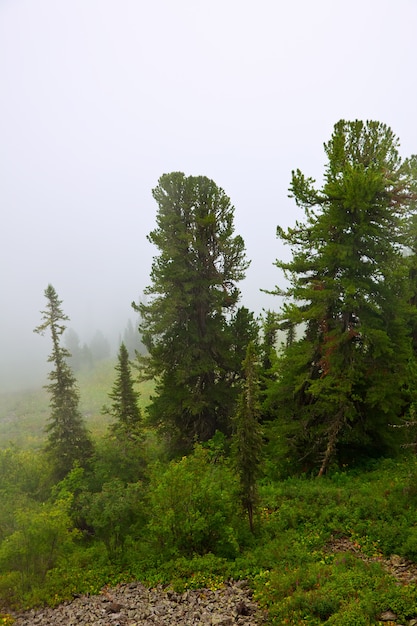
[103, 342, 143, 441]
[92, 342, 145, 487]
[232, 341, 263, 532]
[135, 172, 251, 452]
[259, 310, 280, 422]
[228, 306, 260, 383]
[260, 310, 279, 372]
[34, 285, 93, 481]
[404, 214, 417, 355]
[271, 120, 417, 474]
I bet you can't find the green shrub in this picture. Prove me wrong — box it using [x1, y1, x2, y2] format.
[0, 498, 79, 608]
[400, 527, 417, 561]
[253, 551, 407, 625]
[81, 479, 146, 561]
[325, 601, 372, 626]
[147, 444, 242, 558]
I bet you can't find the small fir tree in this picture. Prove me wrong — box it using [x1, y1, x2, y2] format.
[34, 285, 93, 481]
[103, 342, 143, 442]
[232, 341, 263, 532]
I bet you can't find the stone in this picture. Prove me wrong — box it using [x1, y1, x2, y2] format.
[379, 610, 398, 621]
[11, 580, 266, 626]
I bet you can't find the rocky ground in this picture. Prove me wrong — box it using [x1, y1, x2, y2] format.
[9, 539, 417, 625]
[325, 536, 417, 586]
[10, 580, 267, 626]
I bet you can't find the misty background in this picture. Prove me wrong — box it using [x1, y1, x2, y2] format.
[1, 0, 417, 392]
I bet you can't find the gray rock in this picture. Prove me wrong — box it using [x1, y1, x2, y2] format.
[380, 610, 398, 621]
[11, 580, 266, 626]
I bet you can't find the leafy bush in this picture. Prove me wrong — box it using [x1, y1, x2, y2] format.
[146, 444, 242, 558]
[81, 479, 145, 561]
[0, 497, 79, 608]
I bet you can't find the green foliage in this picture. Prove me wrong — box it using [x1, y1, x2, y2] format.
[95, 343, 148, 487]
[0, 448, 51, 501]
[88, 435, 147, 486]
[145, 553, 234, 592]
[253, 553, 417, 625]
[81, 479, 145, 561]
[0, 449, 53, 552]
[252, 458, 417, 623]
[147, 444, 242, 558]
[2, 448, 417, 618]
[13, 544, 131, 609]
[136, 172, 252, 452]
[0, 498, 79, 607]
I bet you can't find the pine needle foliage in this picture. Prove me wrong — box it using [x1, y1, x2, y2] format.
[103, 342, 143, 442]
[135, 172, 252, 453]
[270, 120, 417, 474]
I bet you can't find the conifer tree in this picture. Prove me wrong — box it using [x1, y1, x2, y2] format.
[103, 342, 143, 441]
[135, 172, 251, 452]
[232, 341, 263, 532]
[258, 310, 280, 422]
[271, 120, 417, 474]
[34, 285, 93, 480]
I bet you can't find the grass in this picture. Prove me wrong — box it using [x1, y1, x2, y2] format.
[0, 359, 154, 449]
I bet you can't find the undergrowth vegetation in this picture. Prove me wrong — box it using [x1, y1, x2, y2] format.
[2, 362, 417, 624]
[1, 444, 417, 624]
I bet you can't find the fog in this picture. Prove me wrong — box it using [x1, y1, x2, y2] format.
[1, 0, 417, 392]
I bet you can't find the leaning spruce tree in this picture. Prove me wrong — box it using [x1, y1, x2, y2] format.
[271, 120, 417, 474]
[135, 172, 254, 453]
[34, 285, 93, 480]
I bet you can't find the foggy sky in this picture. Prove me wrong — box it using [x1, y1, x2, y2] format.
[1, 0, 417, 391]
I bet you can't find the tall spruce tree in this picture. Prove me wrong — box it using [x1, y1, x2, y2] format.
[34, 285, 93, 480]
[232, 341, 263, 532]
[135, 172, 252, 452]
[271, 120, 417, 474]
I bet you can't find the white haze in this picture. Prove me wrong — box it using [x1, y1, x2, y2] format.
[1, 0, 417, 391]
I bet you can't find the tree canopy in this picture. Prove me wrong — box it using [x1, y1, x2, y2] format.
[270, 120, 417, 473]
[135, 172, 254, 452]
